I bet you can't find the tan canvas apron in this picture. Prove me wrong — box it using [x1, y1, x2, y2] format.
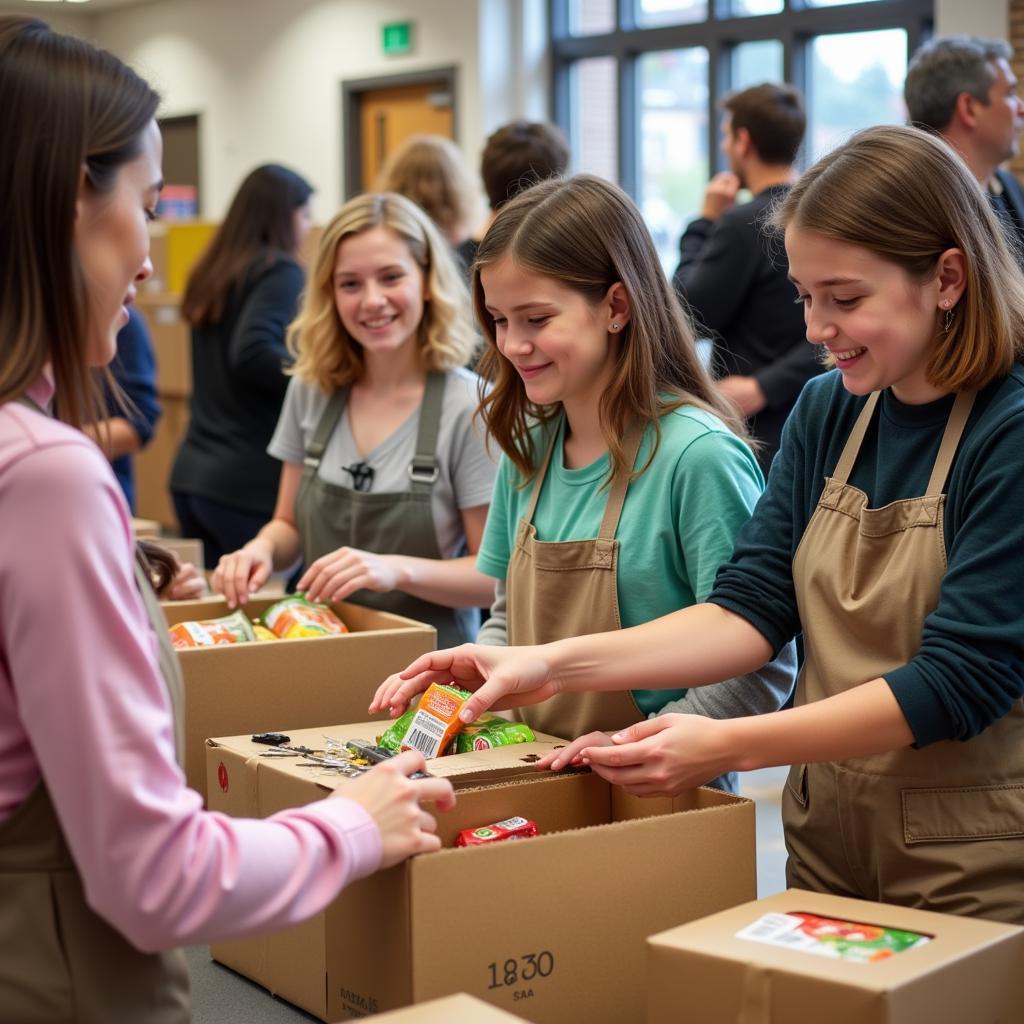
[0, 551, 191, 1023]
[784, 389, 1024, 924]
[506, 420, 644, 739]
[294, 372, 472, 648]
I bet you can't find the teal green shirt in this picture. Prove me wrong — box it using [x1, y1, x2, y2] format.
[477, 406, 765, 715]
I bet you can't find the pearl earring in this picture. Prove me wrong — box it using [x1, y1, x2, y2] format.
[610, 323, 620, 331]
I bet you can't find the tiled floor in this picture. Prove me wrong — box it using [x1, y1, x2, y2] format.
[189, 766, 790, 1022]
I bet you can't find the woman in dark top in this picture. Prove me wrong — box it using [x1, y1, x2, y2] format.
[170, 164, 313, 567]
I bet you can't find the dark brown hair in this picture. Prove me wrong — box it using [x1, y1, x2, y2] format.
[723, 83, 805, 166]
[773, 124, 1024, 391]
[0, 16, 160, 427]
[481, 120, 570, 211]
[473, 175, 749, 482]
[182, 164, 313, 328]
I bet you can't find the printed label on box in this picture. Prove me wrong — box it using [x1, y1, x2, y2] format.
[736, 911, 931, 964]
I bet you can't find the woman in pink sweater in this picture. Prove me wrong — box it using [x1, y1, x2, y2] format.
[0, 18, 454, 1022]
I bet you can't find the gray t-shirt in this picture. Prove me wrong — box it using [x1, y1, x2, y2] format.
[268, 368, 497, 558]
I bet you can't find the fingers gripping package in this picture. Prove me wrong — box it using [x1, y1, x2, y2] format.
[377, 686, 536, 759]
[169, 610, 256, 650]
[263, 594, 349, 639]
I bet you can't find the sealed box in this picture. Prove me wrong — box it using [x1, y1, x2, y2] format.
[162, 598, 435, 801]
[207, 724, 756, 1022]
[355, 993, 528, 1021]
[135, 292, 192, 398]
[647, 889, 1024, 1024]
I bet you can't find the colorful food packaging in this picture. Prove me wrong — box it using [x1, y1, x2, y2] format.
[735, 911, 932, 963]
[263, 594, 349, 639]
[453, 715, 535, 753]
[378, 683, 472, 758]
[252, 623, 277, 642]
[168, 610, 256, 650]
[455, 816, 539, 847]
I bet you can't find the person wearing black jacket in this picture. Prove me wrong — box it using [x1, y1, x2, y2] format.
[673, 84, 820, 470]
[170, 164, 313, 567]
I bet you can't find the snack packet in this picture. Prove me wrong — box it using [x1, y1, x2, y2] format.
[263, 594, 348, 639]
[168, 610, 255, 650]
[453, 715, 535, 753]
[455, 816, 539, 847]
[377, 683, 472, 759]
[252, 623, 277, 642]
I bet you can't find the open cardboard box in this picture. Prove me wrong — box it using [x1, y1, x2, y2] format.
[162, 599, 435, 801]
[207, 723, 756, 1022]
[351, 993, 528, 1022]
[647, 889, 1024, 1024]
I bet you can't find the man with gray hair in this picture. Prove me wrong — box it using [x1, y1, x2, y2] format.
[905, 36, 1024, 257]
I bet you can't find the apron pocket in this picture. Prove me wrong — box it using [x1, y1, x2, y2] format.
[902, 783, 1024, 844]
[785, 763, 809, 808]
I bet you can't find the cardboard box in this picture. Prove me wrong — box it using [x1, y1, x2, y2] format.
[145, 220, 217, 297]
[162, 598, 435, 801]
[207, 726, 756, 1022]
[131, 517, 162, 538]
[156, 536, 204, 570]
[135, 393, 189, 530]
[647, 889, 1024, 1024]
[136, 292, 192, 399]
[356, 993, 528, 1022]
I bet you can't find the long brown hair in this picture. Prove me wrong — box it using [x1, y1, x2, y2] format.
[0, 17, 160, 427]
[473, 174, 749, 481]
[774, 125, 1024, 390]
[288, 192, 476, 393]
[182, 163, 313, 328]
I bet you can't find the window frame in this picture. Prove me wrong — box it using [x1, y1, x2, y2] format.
[551, 0, 934, 197]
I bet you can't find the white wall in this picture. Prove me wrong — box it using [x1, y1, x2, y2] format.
[88, 0, 494, 221]
[935, 0, 1008, 41]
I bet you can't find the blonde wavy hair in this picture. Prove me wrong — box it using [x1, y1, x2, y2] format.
[376, 134, 480, 242]
[288, 192, 477, 392]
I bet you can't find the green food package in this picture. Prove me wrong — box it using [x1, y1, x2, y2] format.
[377, 683, 476, 756]
[454, 715, 536, 753]
[377, 707, 418, 754]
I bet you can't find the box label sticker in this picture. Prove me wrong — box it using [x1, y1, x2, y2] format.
[736, 912, 931, 964]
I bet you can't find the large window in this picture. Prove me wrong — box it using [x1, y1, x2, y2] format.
[553, 0, 933, 269]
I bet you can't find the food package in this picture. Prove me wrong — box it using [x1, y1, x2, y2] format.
[168, 610, 256, 650]
[378, 683, 472, 758]
[453, 714, 535, 753]
[455, 816, 539, 847]
[252, 623, 277, 642]
[263, 594, 349, 639]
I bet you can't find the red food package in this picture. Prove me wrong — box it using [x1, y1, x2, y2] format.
[455, 816, 539, 847]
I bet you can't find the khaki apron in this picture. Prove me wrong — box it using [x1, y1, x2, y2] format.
[507, 420, 644, 738]
[0, 551, 191, 1023]
[294, 372, 472, 649]
[785, 389, 1024, 924]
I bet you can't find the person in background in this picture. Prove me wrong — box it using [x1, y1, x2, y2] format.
[213, 193, 497, 647]
[905, 36, 1024, 260]
[377, 134, 480, 256]
[170, 163, 314, 568]
[372, 175, 794, 791]
[95, 306, 160, 513]
[457, 119, 570, 272]
[378, 126, 1024, 926]
[0, 18, 454, 1022]
[673, 83, 821, 471]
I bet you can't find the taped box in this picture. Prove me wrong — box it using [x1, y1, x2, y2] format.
[207, 723, 756, 1023]
[162, 598, 435, 801]
[647, 889, 1024, 1024]
[349, 992, 528, 1021]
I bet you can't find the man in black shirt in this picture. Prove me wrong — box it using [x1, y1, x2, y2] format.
[905, 36, 1024, 260]
[673, 83, 819, 470]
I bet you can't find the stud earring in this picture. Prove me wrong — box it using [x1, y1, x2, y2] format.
[610, 323, 620, 331]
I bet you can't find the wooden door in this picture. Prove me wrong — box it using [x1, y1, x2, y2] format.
[358, 81, 455, 191]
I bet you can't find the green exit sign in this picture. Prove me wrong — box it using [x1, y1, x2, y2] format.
[382, 21, 413, 56]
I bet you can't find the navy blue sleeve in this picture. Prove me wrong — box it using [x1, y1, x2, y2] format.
[227, 258, 303, 397]
[109, 307, 161, 446]
[885, 409, 1024, 746]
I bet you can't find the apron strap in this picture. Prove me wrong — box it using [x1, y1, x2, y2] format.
[831, 391, 880, 486]
[925, 389, 976, 496]
[522, 416, 562, 525]
[408, 371, 447, 494]
[304, 388, 349, 470]
[596, 422, 646, 541]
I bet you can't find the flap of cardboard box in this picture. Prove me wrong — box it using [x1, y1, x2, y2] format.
[342, 992, 527, 1022]
[648, 888, 1024, 988]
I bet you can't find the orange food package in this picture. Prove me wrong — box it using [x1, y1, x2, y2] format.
[398, 683, 472, 759]
[168, 610, 256, 650]
[263, 595, 349, 639]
